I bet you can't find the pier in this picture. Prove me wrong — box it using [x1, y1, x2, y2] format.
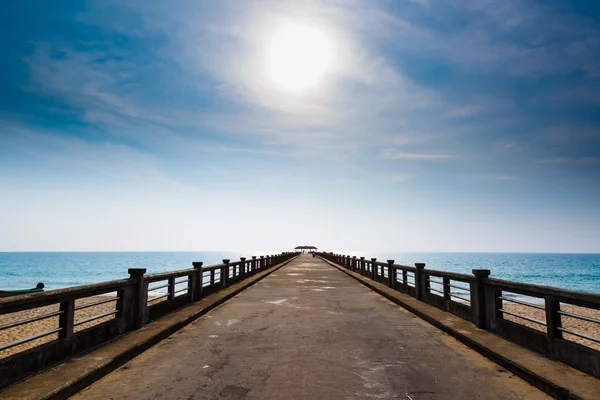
[1, 253, 599, 399]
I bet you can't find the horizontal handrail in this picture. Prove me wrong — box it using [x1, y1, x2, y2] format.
[558, 310, 600, 325]
[448, 283, 470, 292]
[0, 310, 63, 331]
[487, 278, 600, 307]
[425, 269, 474, 283]
[0, 328, 63, 352]
[499, 296, 544, 311]
[148, 283, 170, 292]
[173, 288, 189, 296]
[391, 264, 417, 272]
[429, 287, 444, 296]
[145, 269, 194, 283]
[558, 327, 600, 344]
[450, 294, 471, 303]
[148, 294, 169, 303]
[0, 279, 133, 314]
[427, 278, 444, 285]
[73, 310, 118, 327]
[74, 297, 118, 311]
[499, 309, 546, 326]
[201, 264, 226, 272]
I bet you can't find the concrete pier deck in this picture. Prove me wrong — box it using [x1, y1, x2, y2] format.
[72, 255, 548, 400]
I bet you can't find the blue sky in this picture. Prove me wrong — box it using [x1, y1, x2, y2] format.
[1, 0, 599, 253]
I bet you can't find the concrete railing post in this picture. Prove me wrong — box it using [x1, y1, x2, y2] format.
[360, 257, 365, 275]
[192, 262, 203, 301]
[353, 256, 357, 272]
[387, 260, 395, 288]
[222, 259, 230, 288]
[545, 296, 563, 354]
[167, 277, 176, 300]
[443, 276, 451, 311]
[128, 268, 147, 330]
[414, 263, 426, 301]
[472, 269, 491, 328]
[240, 257, 246, 277]
[260, 256, 265, 270]
[252, 256, 257, 274]
[58, 299, 75, 340]
[370, 258, 377, 280]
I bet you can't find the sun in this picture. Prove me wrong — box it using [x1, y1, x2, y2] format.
[267, 24, 332, 92]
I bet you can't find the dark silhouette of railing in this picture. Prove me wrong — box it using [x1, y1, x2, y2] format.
[0, 252, 297, 389]
[318, 252, 600, 379]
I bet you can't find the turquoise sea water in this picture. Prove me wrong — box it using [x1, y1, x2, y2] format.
[377, 252, 600, 294]
[0, 252, 599, 294]
[0, 252, 242, 291]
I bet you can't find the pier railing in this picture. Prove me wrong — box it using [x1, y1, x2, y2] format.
[319, 252, 600, 378]
[0, 252, 297, 389]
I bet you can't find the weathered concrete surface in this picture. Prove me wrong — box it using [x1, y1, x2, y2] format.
[73, 255, 548, 400]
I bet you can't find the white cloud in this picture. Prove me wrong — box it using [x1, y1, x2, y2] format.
[539, 157, 600, 164]
[382, 148, 455, 160]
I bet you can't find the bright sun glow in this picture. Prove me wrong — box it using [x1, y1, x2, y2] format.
[267, 24, 332, 92]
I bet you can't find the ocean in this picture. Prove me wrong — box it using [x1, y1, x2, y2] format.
[0, 252, 599, 295]
[0, 252, 242, 291]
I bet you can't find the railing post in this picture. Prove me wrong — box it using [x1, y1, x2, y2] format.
[472, 269, 491, 328]
[370, 258, 377, 280]
[240, 257, 247, 277]
[360, 257, 365, 275]
[222, 259, 230, 287]
[443, 276, 451, 311]
[545, 296, 563, 354]
[252, 256, 257, 274]
[128, 268, 147, 329]
[387, 260, 395, 288]
[192, 262, 203, 301]
[260, 256, 265, 270]
[168, 277, 176, 300]
[414, 263, 426, 301]
[352, 256, 356, 271]
[58, 299, 75, 340]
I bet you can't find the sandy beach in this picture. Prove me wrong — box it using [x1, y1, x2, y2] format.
[503, 302, 600, 351]
[0, 296, 119, 359]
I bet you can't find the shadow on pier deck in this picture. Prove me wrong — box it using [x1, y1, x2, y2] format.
[65, 255, 549, 399]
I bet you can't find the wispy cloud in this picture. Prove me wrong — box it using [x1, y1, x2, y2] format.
[382, 148, 455, 161]
[539, 157, 600, 164]
[495, 141, 528, 151]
